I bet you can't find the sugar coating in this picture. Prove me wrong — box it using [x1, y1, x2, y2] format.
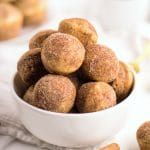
[41, 33, 85, 74]
[81, 44, 119, 83]
[59, 18, 98, 46]
[76, 82, 116, 113]
[137, 121, 150, 150]
[29, 29, 57, 49]
[17, 48, 47, 84]
[112, 61, 133, 102]
[34, 74, 76, 113]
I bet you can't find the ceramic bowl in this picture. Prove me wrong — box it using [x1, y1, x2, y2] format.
[12, 72, 136, 148]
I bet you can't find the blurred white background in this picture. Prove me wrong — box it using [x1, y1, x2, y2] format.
[0, 0, 150, 150]
[51, 0, 149, 30]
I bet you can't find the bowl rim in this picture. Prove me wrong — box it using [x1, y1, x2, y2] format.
[11, 72, 136, 118]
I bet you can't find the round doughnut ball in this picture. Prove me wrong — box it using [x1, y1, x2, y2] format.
[137, 121, 150, 150]
[17, 48, 47, 84]
[58, 18, 98, 46]
[34, 75, 76, 113]
[112, 61, 133, 102]
[81, 44, 119, 83]
[0, 3, 23, 40]
[29, 29, 57, 49]
[15, 0, 46, 25]
[23, 85, 35, 106]
[76, 82, 116, 113]
[41, 33, 85, 74]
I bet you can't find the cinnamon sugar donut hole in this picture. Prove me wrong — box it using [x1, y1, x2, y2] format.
[137, 121, 150, 150]
[23, 85, 35, 106]
[81, 44, 119, 83]
[17, 48, 47, 84]
[76, 82, 116, 113]
[41, 33, 85, 75]
[34, 74, 76, 113]
[58, 18, 98, 47]
[112, 61, 133, 102]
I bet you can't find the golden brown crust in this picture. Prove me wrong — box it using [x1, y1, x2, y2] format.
[100, 143, 120, 150]
[137, 121, 150, 150]
[15, 0, 46, 26]
[23, 85, 35, 106]
[76, 82, 116, 113]
[112, 61, 133, 102]
[0, 3, 23, 40]
[34, 74, 76, 113]
[17, 48, 47, 84]
[81, 44, 119, 83]
[58, 18, 98, 46]
[29, 29, 57, 49]
[41, 33, 85, 74]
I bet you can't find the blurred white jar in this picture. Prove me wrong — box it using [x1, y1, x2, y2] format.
[89, 0, 149, 31]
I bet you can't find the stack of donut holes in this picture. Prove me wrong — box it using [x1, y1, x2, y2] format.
[17, 18, 134, 114]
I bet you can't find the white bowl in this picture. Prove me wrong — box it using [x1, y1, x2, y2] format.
[12, 73, 136, 148]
